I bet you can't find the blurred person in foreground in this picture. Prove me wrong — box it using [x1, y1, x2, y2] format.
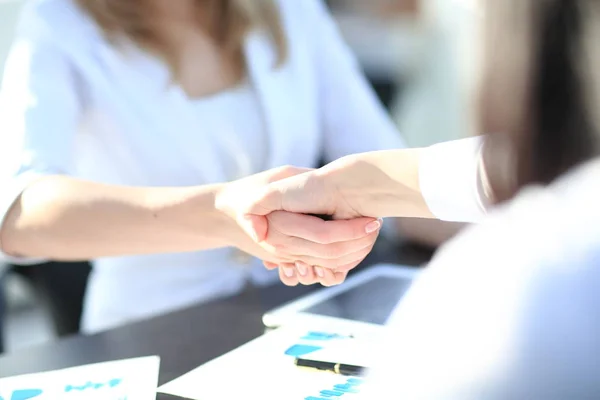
[243, 0, 600, 397]
[0, 0, 427, 334]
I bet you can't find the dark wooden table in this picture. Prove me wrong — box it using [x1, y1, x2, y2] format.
[0, 242, 432, 399]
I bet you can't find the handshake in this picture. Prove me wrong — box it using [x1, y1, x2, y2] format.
[214, 149, 429, 287]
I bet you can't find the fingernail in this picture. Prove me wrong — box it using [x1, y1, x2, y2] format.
[295, 261, 307, 276]
[283, 267, 295, 278]
[365, 219, 382, 234]
[315, 266, 324, 278]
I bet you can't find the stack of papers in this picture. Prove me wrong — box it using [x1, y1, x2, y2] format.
[159, 327, 381, 400]
[0, 356, 160, 400]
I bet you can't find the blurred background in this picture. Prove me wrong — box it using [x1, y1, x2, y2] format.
[0, 0, 473, 353]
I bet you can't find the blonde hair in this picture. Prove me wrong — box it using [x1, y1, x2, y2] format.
[74, 0, 288, 75]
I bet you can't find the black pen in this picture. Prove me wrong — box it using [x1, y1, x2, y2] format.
[295, 357, 367, 377]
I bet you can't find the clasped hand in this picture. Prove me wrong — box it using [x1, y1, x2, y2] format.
[216, 161, 383, 287]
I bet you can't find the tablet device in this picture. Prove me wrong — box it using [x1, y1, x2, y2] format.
[263, 264, 420, 332]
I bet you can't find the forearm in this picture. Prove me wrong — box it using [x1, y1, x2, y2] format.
[320, 137, 492, 223]
[0, 176, 230, 260]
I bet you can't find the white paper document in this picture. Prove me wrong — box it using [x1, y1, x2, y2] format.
[0, 356, 160, 400]
[158, 327, 380, 400]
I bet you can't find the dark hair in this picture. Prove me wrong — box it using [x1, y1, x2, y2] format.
[479, 0, 599, 202]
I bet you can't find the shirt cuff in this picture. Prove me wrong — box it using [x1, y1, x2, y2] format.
[0, 171, 51, 265]
[419, 137, 487, 223]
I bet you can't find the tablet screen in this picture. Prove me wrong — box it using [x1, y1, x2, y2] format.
[302, 276, 413, 325]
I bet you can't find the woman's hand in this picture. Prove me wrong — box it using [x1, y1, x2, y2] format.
[241, 150, 431, 221]
[215, 166, 383, 286]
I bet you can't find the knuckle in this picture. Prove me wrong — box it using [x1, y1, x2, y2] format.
[277, 164, 292, 173]
[281, 164, 295, 172]
[277, 165, 298, 178]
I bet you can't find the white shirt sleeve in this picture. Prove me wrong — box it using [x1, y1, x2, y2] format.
[301, 0, 407, 162]
[0, 34, 82, 264]
[419, 136, 488, 222]
[362, 158, 600, 399]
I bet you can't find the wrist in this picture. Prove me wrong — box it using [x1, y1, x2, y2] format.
[212, 182, 252, 246]
[315, 153, 396, 217]
[144, 183, 238, 251]
[198, 183, 241, 247]
[318, 150, 432, 218]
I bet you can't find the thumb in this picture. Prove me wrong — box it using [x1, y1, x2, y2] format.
[238, 213, 269, 242]
[242, 167, 313, 216]
[241, 185, 284, 217]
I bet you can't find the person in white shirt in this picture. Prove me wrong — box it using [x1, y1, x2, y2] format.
[240, 0, 600, 397]
[0, 0, 412, 333]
